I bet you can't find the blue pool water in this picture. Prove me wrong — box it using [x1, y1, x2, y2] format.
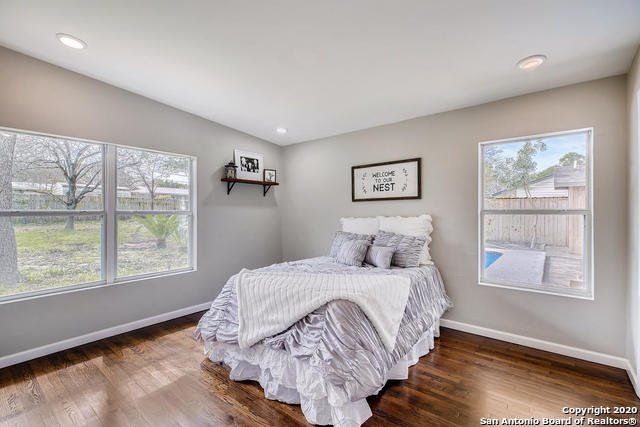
[485, 251, 502, 268]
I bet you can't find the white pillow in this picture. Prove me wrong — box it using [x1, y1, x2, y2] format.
[377, 215, 433, 264]
[340, 217, 380, 235]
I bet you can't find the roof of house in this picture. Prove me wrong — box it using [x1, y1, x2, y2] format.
[13, 182, 131, 198]
[492, 166, 585, 199]
[553, 166, 586, 188]
[493, 175, 567, 199]
[12, 181, 189, 198]
[131, 186, 189, 196]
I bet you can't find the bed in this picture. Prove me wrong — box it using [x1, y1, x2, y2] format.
[195, 255, 452, 426]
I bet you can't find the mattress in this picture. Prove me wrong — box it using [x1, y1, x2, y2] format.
[195, 256, 452, 426]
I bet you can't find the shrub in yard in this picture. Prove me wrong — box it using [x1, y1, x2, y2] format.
[133, 215, 182, 249]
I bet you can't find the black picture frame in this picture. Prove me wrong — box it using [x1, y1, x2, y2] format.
[263, 169, 277, 183]
[351, 158, 421, 202]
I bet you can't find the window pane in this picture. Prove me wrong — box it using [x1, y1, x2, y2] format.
[116, 148, 190, 211]
[117, 214, 190, 277]
[1, 131, 103, 211]
[0, 216, 102, 297]
[482, 214, 585, 291]
[483, 132, 588, 210]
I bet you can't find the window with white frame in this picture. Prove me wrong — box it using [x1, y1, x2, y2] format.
[479, 128, 593, 299]
[0, 127, 196, 302]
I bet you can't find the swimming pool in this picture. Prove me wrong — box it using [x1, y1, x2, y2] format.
[485, 251, 502, 268]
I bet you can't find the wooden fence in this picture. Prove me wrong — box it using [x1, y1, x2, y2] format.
[12, 194, 185, 211]
[484, 197, 570, 247]
[11, 194, 186, 225]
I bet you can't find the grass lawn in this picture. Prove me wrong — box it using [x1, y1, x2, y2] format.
[0, 217, 188, 297]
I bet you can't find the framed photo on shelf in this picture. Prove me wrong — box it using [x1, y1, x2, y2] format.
[264, 169, 277, 183]
[234, 149, 263, 180]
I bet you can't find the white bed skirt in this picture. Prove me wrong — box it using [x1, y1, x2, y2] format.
[205, 319, 440, 427]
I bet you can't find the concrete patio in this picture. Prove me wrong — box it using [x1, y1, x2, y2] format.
[485, 240, 584, 289]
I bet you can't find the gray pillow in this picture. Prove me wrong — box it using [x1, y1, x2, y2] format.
[373, 231, 426, 268]
[336, 240, 371, 267]
[365, 245, 395, 269]
[329, 231, 374, 258]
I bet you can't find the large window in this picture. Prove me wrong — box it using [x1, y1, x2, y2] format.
[479, 128, 593, 299]
[0, 128, 196, 302]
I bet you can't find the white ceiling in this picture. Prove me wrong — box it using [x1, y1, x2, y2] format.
[1, 1, 639, 145]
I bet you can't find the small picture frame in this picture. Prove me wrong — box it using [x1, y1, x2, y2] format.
[264, 169, 277, 183]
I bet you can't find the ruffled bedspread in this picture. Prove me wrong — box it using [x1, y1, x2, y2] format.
[195, 256, 452, 426]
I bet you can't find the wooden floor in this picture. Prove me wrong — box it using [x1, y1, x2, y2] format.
[1, 313, 638, 426]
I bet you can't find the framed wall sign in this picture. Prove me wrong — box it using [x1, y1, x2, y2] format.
[351, 158, 421, 202]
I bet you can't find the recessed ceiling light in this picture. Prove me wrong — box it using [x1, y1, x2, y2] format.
[517, 55, 546, 70]
[276, 127, 288, 134]
[56, 33, 87, 50]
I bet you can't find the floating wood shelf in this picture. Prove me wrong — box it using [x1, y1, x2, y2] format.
[221, 178, 279, 196]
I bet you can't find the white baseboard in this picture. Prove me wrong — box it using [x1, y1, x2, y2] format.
[626, 360, 640, 399]
[440, 319, 628, 369]
[3, 308, 638, 399]
[0, 301, 212, 369]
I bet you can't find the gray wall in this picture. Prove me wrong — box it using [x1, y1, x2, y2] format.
[0, 45, 631, 362]
[0, 46, 283, 357]
[627, 48, 640, 376]
[282, 76, 628, 356]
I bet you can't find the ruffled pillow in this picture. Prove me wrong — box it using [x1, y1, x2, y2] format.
[336, 240, 371, 267]
[373, 231, 426, 268]
[378, 214, 433, 264]
[329, 231, 374, 258]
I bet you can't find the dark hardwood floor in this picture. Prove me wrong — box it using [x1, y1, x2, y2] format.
[1, 312, 638, 426]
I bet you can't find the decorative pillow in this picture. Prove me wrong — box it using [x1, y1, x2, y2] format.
[336, 240, 371, 267]
[340, 217, 380, 235]
[329, 231, 374, 258]
[378, 214, 433, 264]
[364, 245, 395, 269]
[373, 230, 426, 268]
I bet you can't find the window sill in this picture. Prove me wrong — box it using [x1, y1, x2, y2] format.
[0, 268, 197, 305]
[478, 280, 594, 300]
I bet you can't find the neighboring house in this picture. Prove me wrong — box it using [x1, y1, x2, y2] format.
[131, 186, 189, 199]
[12, 182, 191, 200]
[493, 174, 567, 199]
[492, 166, 585, 200]
[11, 181, 52, 195]
[12, 181, 185, 210]
[553, 166, 586, 210]
[13, 182, 133, 198]
[553, 166, 586, 254]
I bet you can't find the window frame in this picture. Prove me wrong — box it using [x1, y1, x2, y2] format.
[478, 128, 594, 300]
[0, 126, 197, 304]
[112, 145, 196, 281]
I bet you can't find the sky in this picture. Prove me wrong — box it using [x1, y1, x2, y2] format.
[489, 132, 587, 171]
